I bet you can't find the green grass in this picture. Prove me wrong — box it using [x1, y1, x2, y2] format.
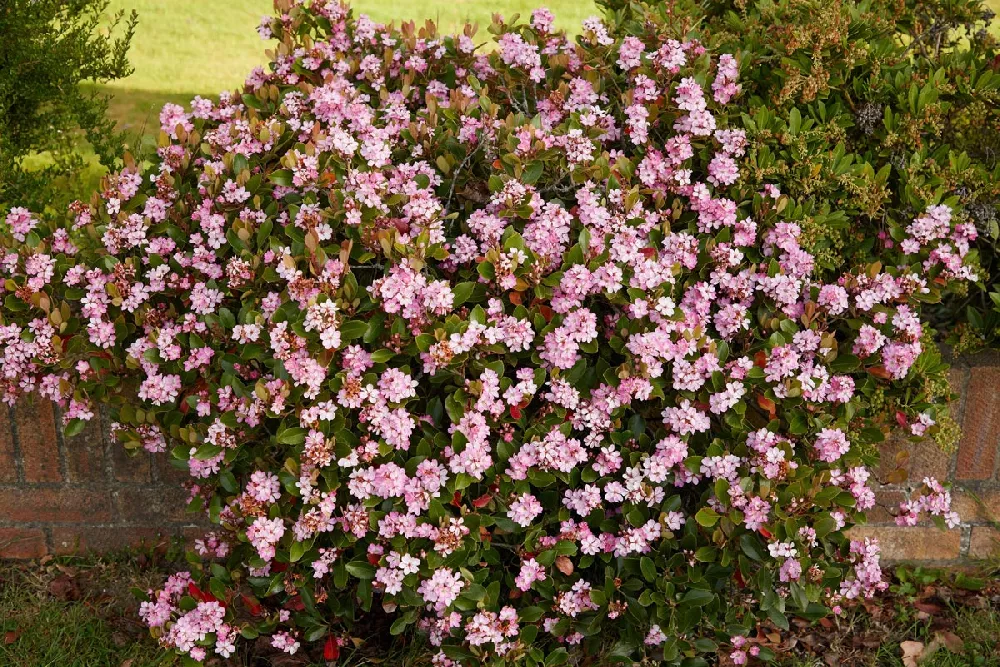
[103, 0, 595, 97]
[0, 556, 178, 667]
[95, 0, 594, 140]
[53, 0, 593, 192]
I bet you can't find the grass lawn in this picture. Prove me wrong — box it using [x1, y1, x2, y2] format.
[97, 0, 595, 142]
[50, 0, 594, 194]
[0, 554, 179, 667]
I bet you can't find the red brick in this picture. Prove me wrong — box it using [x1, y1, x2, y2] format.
[114, 486, 193, 524]
[50, 526, 168, 555]
[0, 527, 47, 558]
[110, 444, 153, 483]
[0, 488, 112, 523]
[0, 406, 16, 483]
[952, 489, 1000, 523]
[878, 433, 949, 483]
[15, 398, 62, 482]
[869, 489, 906, 524]
[956, 366, 1000, 480]
[907, 439, 952, 480]
[947, 366, 970, 418]
[846, 526, 961, 561]
[158, 460, 192, 485]
[64, 417, 106, 483]
[183, 525, 212, 548]
[968, 527, 1000, 559]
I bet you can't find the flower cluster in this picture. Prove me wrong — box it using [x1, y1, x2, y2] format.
[0, 1, 969, 664]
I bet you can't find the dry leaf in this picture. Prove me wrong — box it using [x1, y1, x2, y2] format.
[887, 467, 909, 484]
[4, 630, 20, 645]
[756, 393, 777, 419]
[47, 574, 80, 601]
[937, 631, 964, 654]
[555, 555, 574, 575]
[901, 641, 925, 667]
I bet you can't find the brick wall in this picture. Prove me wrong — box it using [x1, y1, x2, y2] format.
[0, 401, 198, 558]
[851, 351, 1000, 563]
[1, 355, 999, 561]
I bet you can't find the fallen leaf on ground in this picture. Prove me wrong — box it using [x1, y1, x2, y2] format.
[913, 601, 943, 615]
[900, 641, 924, 667]
[48, 573, 81, 601]
[937, 631, 964, 653]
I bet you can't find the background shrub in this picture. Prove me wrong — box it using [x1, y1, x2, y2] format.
[0, 0, 136, 212]
[644, 0, 1000, 354]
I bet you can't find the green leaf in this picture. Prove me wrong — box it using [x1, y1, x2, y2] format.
[64, 419, 87, 438]
[694, 546, 717, 562]
[523, 161, 545, 185]
[452, 281, 476, 306]
[345, 561, 376, 579]
[768, 608, 789, 630]
[813, 514, 838, 538]
[339, 320, 368, 341]
[219, 470, 238, 493]
[695, 507, 720, 527]
[276, 427, 307, 445]
[545, 648, 569, 666]
[519, 606, 545, 622]
[218, 308, 236, 330]
[640, 556, 656, 582]
[829, 354, 860, 372]
[740, 533, 764, 561]
[193, 443, 223, 460]
[390, 616, 409, 635]
[680, 588, 714, 607]
[256, 218, 273, 248]
[607, 640, 640, 662]
[289, 540, 309, 563]
[788, 107, 802, 135]
[694, 638, 717, 652]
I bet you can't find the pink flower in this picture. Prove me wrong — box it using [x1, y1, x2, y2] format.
[507, 493, 543, 527]
[5, 207, 38, 243]
[417, 568, 465, 613]
[246, 471, 281, 504]
[645, 625, 667, 645]
[814, 428, 850, 463]
[515, 558, 546, 591]
[617, 36, 645, 70]
[271, 631, 300, 655]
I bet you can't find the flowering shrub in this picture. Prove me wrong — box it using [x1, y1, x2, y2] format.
[0, 0, 974, 664]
